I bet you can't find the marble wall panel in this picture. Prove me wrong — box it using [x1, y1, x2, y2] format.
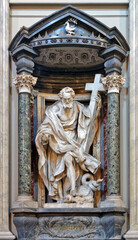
[0, 0, 15, 239]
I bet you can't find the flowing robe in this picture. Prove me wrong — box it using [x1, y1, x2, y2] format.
[35, 100, 100, 199]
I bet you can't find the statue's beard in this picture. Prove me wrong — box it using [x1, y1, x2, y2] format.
[63, 102, 73, 109]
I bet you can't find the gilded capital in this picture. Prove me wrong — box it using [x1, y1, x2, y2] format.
[13, 72, 37, 93]
[101, 73, 126, 93]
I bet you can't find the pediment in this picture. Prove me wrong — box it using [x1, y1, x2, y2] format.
[9, 5, 129, 53]
[9, 5, 129, 80]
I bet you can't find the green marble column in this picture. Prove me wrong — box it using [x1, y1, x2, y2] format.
[107, 93, 120, 196]
[101, 73, 125, 202]
[18, 93, 31, 196]
[14, 72, 37, 199]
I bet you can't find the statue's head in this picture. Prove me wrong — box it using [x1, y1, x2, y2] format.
[58, 87, 75, 109]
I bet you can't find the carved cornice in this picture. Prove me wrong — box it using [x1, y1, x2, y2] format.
[13, 72, 37, 93]
[101, 73, 125, 93]
[30, 31, 108, 49]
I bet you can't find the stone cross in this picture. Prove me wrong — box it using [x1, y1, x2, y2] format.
[85, 74, 105, 115]
[84, 74, 105, 152]
[85, 74, 105, 100]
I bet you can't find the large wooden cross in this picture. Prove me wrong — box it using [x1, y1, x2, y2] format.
[84, 74, 106, 152]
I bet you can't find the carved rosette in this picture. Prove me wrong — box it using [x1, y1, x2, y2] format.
[13, 72, 37, 93]
[101, 73, 125, 93]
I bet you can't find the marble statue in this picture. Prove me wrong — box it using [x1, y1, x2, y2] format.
[35, 85, 103, 203]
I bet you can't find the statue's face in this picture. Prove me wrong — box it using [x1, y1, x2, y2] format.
[62, 92, 73, 109]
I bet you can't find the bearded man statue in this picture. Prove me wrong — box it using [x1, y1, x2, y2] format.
[35, 87, 101, 202]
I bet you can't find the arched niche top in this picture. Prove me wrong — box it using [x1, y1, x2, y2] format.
[9, 5, 129, 93]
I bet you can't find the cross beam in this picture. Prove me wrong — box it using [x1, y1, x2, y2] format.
[85, 74, 105, 99]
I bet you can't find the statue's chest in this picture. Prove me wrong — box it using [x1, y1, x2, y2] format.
[57, 109, 78, 127]
[58, 107, 78, 124]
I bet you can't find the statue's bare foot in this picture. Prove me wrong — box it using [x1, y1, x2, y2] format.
[70, 190, 76, 197]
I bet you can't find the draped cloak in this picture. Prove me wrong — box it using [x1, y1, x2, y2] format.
[35, 100, 100, 200]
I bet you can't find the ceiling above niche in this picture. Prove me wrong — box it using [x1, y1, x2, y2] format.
[34, 47, 104, 69]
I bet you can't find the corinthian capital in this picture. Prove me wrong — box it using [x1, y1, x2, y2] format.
[101, 73, 125, 93]
[13, 72, 37, 93]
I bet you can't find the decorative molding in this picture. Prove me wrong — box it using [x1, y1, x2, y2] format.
[10, 9, 128, 18]
[101, 73, 125, 93]
[13, 72, 37, 93]
[9, 0, 129, 5]
[30, 31, 108, 49]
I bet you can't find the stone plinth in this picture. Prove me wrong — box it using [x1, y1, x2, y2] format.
[12, 207, 126, 240]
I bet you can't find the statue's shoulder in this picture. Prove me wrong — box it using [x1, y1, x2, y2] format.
[75, 101, 91, 117]
[75, 101, 84, 110]
[46, 101, 61, 114]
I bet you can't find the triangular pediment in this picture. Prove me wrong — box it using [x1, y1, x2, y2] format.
[9, 5, 129, 53]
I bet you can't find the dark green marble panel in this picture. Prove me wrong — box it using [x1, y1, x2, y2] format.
[107, 93, 120, 196]
[18, 93, 31, 196]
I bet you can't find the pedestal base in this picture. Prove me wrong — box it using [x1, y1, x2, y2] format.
[0, 231, 15, 240]
[12, 196, 38, 209]
[12, 207, 126, 240]
[99, 196, 125, 208]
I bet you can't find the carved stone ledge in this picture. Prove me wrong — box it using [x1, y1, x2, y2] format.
[101, 73, 126, 93]
[13, 72, 37, 93]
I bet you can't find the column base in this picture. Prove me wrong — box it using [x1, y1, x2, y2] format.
[0, 231, 15, 240]
[99, 195, 125, 208]
[12, 195, 38, 209]
[124, 230, 138, 239]
[124, 225, 138, 239]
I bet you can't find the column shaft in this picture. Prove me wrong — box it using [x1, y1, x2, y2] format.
[18, 93, 31, 196]
[107, 93, 120, 196]
[101, 73, 125, 208]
